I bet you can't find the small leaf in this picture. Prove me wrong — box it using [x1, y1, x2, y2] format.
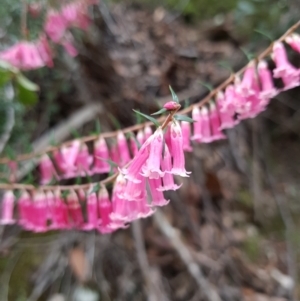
[169, 86, 179, 103]
[132, 109, 159, 127]
[61, 190, 70, 199]
[0, 69, 11, 87]
[71, 129, 80, 138]
[108, 112, 121, 130]
[254, 29, 273, 41]
[240, 47, 255, 61]
[90, 183, 100, 194]
[95, 156, 118, 168]
[198, 81, 213, 91]
[184, 99, 190, 108]
[151, 107, 167, 116]
[75, 177, 82, 185]
[217, 61, 233, 72]
[16, 82, 38, 106]
[95, 119, 101, 135]
[16, 74, 39, 91]
[174, 114, 195, 123]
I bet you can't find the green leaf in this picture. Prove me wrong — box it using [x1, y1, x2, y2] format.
[132, 109, 160, 128]
[16, 82, 38, 106]
[240, 47, 255, 61]
[71, 129, 80, 138]
[217, 61, 233, 72]
[0, 69, 11, 87]
[95, 119, 101, 135]
[198, 81, 213, 92]
[174, 114, 195, 123]
[108, 112, 121, 130]
[0, 60, 12, 70]
[151, 107, 167, 116]
[169, 86, 179, 103]
[90, 183, 100, 194]
[254, 29, 273, 41]
[95, 156, 118, 168]
[61, 190, 70, 199]
[16, 74, 39, 91]
[184, 99, 190, 108]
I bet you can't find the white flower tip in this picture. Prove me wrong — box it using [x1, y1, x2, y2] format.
[201, 106, 208, 115]
[273, 41, 283, 49]
[258, 60, 268, 69]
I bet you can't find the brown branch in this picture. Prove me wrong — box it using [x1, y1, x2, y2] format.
[0, 19, 299, 165]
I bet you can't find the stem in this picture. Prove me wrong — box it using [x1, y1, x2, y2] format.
[0, 20, 300, 164]
[0, 110, 178, 191]
[21, 0, 28, 39]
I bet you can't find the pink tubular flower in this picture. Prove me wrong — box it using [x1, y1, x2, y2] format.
[45, 10, 68, 43]
[50, 191, 69, 230]
[32, 192, 48, 233]
[149, 178, 170, 207]
[98, 185, 126, 233]
[36, 35, 53, 68]
[216, 92, 237, 130]
[130, 135, 139, 156]
[121, 173, 146, 202]
[223, 84, 238, 116]
[191, 106, 202, 142]
[181, 121, 192, 152]
[83, 191, 98, 230]
[117, 131, 131, 167]
[285, 33, 300, 53]
[67, 190, 84, 227]
[0, 43, 22, 68]
[141, 127, 164, 179]
[122, 135, 152, 183]
[75, 143, 93, 176]
[258, 60, 278, 104]
[55, 140, 80, 178]
[209, 103, 226, 141]
[157, 144, 182, 191]
[93, 137, 110, 174]
[39, 154, 57, 184]
[144, 125, 153, 141]
[272, 42, 300, 89]
[0, 190, 15, 225]
[18, 191, 32, 229]
[170, 121, 190, 177]
[199, 106, 213, 143]
[8, 161, 17, 183]
[20, 42, 45, 70]
[110, 174, 128, 222]
[46, 191, 55, 222]
[61, 35, 78, 57]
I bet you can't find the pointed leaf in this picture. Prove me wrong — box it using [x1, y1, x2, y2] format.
[0, 69, 11, 87]
[198, 81, 213, 91]
[90, 183, 100, 194]
[132, 109, 159, 127]
[108, 112, 121, 130]
[95, 156, 118, 168]
[151, 107, 167, 116]
[95, 119, 101, 135]
[169, 86, 179, 103]
[16, 82, 38, 106]
[174, 114, 195, 123]
[254, 29, 273, 41]
[16, 74, 39, 91]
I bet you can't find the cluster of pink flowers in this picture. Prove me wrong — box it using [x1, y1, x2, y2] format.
[1, 120, 190, 232]
[2, 34, 300, 233]
[0, 0, 94, 70]
[0, 188, 127, 233]
[38, 129, 153, 184]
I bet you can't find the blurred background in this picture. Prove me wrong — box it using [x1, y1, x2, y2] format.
[1, 0, 300, 300]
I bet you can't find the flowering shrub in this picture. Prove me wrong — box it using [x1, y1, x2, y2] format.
[0, 1, 300, 234]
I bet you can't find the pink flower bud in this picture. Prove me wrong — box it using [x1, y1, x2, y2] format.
[45, 10, 67, 43]
[163, 101, 180, 111]
[75, 143, 93, 176]
[18, 191, 32, 229]
[50, 191, 69, 230]
[144, 125, 153, 140]
[0, 190, 15, 225]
